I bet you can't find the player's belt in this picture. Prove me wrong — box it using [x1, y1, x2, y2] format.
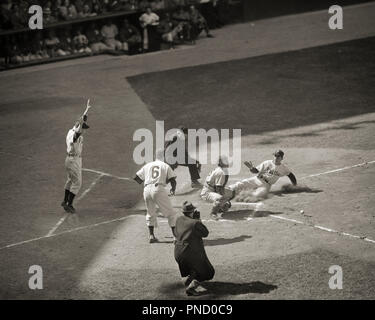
[258, 175, 270, 184]
[67, 153, 81, 158]
[145, 183, 166, 187]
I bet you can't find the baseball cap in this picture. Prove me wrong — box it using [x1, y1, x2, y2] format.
[273, 150, 284, 157]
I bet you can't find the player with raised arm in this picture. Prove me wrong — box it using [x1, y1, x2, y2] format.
[61, 99, 91, 213]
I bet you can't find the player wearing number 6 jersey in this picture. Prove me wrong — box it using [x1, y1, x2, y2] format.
[134, 149, 178, 243]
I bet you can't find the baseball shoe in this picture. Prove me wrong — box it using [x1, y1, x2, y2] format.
[182, 276, 193, 287]
[61, 201, 70, 212]
[149, 235, 159, 244]
[186, 280, 207, 296]
[67, 205, 76, 214]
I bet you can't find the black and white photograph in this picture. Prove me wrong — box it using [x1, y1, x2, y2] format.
[0, 0, 374, 307]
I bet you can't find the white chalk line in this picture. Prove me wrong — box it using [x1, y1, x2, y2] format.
[228, 160, 375, 182]
[82, 168, 132, 181]
[46, 169, 133, 236]
[45, 173, 105, 237]
[270, 215, 375, 244]
[2, 159, 375, 250]
[0, 215, 135, 250]
[300, 160, 375, 180]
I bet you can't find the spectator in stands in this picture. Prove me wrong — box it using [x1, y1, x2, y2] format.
[19, 33, 33, 62]
[158, 13, 183, 48]
[74, 0, 85, 13]
[138, 0, 150, 11]
[44, 7, 58, 24]
[101, 20, 123, 50]
[0, 0, 13, 30]
[59, 28, 74, 55]
[45, 29, 69, 57]
[172, 5, 192, 42]
[78, 3, 97, 17]
[53, 0, 63, 20]
[67, 0, 78, 19]
[92, 0, 104, 15]
[102, 0, 119, 12]
[151, 0, 165, 11]
[10, 3, 26, 29]
[139, 6, 160, 52]
[189, 4, 213, 40]
[86, 22, 111, 53]
[58, 0, 69, 20]
[9, 35, 23, 64]
[129, 0, 139, 10]
[73, 27, 92, 54]
[19, 0, 30, 24]
[31, 32, 50, 60]
[118, 18, 142, 54]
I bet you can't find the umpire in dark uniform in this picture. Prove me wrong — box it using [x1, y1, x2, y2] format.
[165, 126, 202, 188]
[174, 201, 215, 296]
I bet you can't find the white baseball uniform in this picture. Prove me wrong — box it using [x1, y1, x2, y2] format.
[136, 160, 177, 228]
[64, 126, 83, 195]
[200, 166, 233, 214]
[229, 160, 291, 198]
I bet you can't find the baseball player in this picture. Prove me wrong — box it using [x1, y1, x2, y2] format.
[61, 100, 91, 214]
[200, 156, 235, 219]
[134, 149, 178, 243]
[229, 150, 297, 200]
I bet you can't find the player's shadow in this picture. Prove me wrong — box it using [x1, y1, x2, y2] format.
[204, 235, 252, 246]
[174, 188, 202, 196]
[271, 186, 323, 197]
[222, 209, 283, 220]
[203, 281, 278, 296]
[158, 281, 278, 298]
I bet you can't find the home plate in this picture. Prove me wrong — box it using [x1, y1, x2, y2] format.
[231, 202, 264, 211]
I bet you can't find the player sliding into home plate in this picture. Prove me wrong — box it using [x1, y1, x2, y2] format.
[228, 150, 298, 202]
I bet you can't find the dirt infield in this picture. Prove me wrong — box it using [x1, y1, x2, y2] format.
[0, 4, 375, 300]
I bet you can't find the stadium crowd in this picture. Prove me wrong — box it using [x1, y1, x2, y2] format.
[0, 0, 231, 67]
